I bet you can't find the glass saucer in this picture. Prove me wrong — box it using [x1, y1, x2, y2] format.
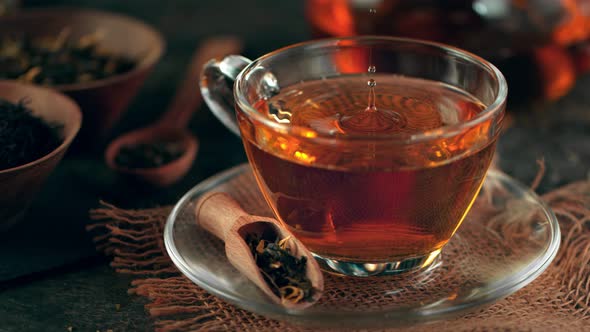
[164, 164, 560, 328]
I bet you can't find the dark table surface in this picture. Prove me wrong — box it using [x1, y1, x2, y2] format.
[1, 1, 589, 331]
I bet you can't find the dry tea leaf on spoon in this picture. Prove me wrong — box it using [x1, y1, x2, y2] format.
[194, 192, 324, 309]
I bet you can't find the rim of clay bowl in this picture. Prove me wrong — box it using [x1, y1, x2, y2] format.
[0, 80, 82, 174]
[0, 7, 165, 92]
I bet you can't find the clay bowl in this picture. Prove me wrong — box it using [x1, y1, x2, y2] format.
[0, 81, 82, 231]
[104, 126, 198, 187]
[0, 8, 164, 145]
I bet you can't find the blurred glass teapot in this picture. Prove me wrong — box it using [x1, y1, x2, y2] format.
[306, 0, 590, 102]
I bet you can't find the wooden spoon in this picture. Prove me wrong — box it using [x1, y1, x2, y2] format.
[105, 37, 242, 187]
[194, 192, 324, 309]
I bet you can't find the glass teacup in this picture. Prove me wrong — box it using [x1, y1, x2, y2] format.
[200, 36, 506, 277]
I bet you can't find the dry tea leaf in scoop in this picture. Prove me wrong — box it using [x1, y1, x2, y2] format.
[194, 192, 324, 309]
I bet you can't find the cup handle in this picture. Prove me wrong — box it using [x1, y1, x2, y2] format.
[200, 55, 252, 137]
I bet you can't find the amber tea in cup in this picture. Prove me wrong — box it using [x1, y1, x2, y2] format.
[201, 37, 507, 276]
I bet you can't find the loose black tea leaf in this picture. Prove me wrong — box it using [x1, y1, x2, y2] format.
[0, 98, 62, 170]
[0, 28, 135, 85]
[245, 229, 315, 304]
[115, 140, 184, 169]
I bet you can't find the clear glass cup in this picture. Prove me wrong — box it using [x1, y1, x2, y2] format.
[200, 36, 507, 277]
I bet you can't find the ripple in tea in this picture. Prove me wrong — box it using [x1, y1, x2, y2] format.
[239, 74, 495, 263]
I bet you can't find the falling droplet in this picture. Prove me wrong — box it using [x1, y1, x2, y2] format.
[369, 8, 377, 14]
[337, 77, 406, 134]
[367, 78, 377, 111]
[368, 65, 376, 73]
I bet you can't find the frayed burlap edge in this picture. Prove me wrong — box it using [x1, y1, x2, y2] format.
[87, 171, 590, 332]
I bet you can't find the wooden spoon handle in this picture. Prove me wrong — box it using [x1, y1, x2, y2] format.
[159, 37, 243, 130]
[194, 192, 250, 240]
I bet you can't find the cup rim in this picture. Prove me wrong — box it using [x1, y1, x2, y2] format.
[234, 35, 507, 144]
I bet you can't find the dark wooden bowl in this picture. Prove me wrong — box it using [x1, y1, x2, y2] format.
[0, 81, 82, 231]
[104, 126, 199, 187]
[0, 8, 165, 144]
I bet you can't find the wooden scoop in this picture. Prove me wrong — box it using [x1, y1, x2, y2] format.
[194, 192, 324, 309]
[105, 37, 242, 187]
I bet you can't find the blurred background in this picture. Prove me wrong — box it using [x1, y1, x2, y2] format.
[308, 0, 590, 103]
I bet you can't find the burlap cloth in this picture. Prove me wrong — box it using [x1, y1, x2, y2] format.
[87, 168, 590, 332]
